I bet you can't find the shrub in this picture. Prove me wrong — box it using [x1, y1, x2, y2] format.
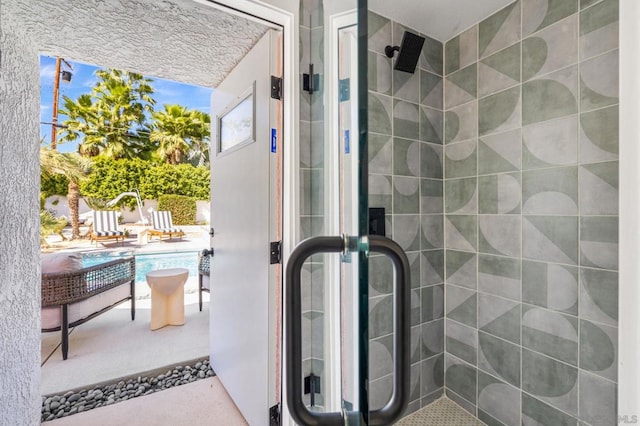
[158, 194, 196, 225]
[41, 173, 69, 198]
[80, 158, 209, 209]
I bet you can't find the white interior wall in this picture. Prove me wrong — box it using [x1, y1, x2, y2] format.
[618, 0, 640, 417]
[0, 0, 298, 423]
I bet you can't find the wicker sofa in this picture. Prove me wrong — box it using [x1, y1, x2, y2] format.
[41, 254, 136, 360]
[198, 252, 210, 311]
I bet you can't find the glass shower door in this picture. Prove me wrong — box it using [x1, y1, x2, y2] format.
[285, 1, 411, 424]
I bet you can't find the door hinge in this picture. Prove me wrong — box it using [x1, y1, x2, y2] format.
[304, 373, 321, 407]
[270, 241, 282, 264]
[269, 403, 281, 426]
[303, 63, 320, 95]
[271, 76, 282, 100]
[339, 78, 351, 102]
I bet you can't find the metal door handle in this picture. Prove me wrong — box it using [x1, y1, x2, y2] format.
[285, 235, 411, 425]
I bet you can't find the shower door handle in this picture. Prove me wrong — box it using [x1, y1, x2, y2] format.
[285, 235, 411, 425]
[368, 235, 411, 425]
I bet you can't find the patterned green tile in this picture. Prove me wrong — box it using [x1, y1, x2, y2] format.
[580, 0, 619, 60]
[478, 129, 521, 175]
[420, 142, 443, 179]
[522, 260, 578, 315]
[478, 42, 521, 98]
[421, 215, 444, 250]
[478, 215, 521, 258]
[369, 91, 392, 135]
[369, 133, 393, 175]
[445, 33, 460, 75]
[580, 161, 618, 215]
[523, 216, 579, 264]
[522, 66, 578, 126]
[394, 137, 420, 177]
[445, 101, 477, 144]
[580, 319, 617, 381]
[422, 250, 445, 286]
[522, 166, 578, 215]
[579, 105, 618, 163]
[477, 370, 521, 426]
[522, 393, 578, 426]
[394, 100, 420, 140]
[523, 0, 578, 36]
[420, 70, 443, 109]
[420, 35, 444, 75]
[445, 140, 477, 179]
[522, 349, 578, 415]
[447, 285, 477, 327]
[422, 284, 445, 322]
[445, 178, 477, 214]
[478, 331, 521, 387]
[478, 293, 520, 344]
[421, 178, 443, 214]
[478, 253, 521, 300]
[422, 354, 445, 397]
[369, 255, 394, 296]
[369, 174, 392, 213]
[580, 49, 618, 112]
[394, 65, 420, 103]
[446, 250, 477, 289]
[394, 214, 421, 251]
[422, 319, 444, 358]
[445, 64, 477, 109]
[393, 176, 420, 214]
[478, 86, 521, 136]
[478, 173, 521, 214]
[579, 371, 617, 424]
[522, 15, 578, 81]
[522, 305, 579, 365]
[479, 1, 521, 58]
[420, 106, 444, 144]
[523, 116, 578, 169]
[445, 25, 477, 75]
[445, 355, 477, 404]
[370, 295, 393, 339]
[580, 267, 618, 326]
[368, 11, 392, 54]
[445, 215, 477, 252]
[580, 216, 618, 270]
[368, 51, 392, 95]
[446, 320, 477, 364]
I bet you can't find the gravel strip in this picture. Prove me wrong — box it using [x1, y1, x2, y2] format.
[41, 358, 214, 422]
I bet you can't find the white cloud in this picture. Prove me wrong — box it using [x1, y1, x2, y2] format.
[40, 64, 56, 81]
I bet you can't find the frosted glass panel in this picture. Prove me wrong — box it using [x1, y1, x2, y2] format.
[218, 92, 254, 153]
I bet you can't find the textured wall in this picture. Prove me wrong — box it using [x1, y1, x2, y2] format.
[441, 0, 619, 424]
[0, 0, 267, 422]
[366, 11, 446, 415]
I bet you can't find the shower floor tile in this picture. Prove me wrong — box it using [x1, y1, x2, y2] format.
[396, 397, 484, 425]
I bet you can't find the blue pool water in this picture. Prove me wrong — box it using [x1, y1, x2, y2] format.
[83, 251, 200, 284]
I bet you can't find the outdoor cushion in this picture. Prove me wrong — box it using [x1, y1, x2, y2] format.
[151, 211, 181, 232]
[41, 252, 83, 274]
[41, 284, 131, 330]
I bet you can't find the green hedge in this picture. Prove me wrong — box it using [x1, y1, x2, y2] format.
[41, 173, 69, 198]
[158, 194, 196, 225]
[80, 158, 209, 208]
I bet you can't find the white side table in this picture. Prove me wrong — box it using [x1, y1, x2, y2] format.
[146, 268, 189, 330]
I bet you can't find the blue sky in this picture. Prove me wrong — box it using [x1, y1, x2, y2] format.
[40, 55, 213, 153]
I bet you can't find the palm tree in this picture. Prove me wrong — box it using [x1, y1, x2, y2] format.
[58, 69, 156, 159]
[150, 105, 211, 165]
[40, 148, 92, 239]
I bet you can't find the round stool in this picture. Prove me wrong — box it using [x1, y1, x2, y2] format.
[146, 268, 189, 330]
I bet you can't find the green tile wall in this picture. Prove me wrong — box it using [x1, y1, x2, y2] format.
[442, 1, 619, 424]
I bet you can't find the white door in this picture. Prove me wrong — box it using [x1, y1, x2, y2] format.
[209, 29, 282, 426]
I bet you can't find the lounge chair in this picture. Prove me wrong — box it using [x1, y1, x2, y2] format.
[41, 254, 136, 360]
[90, 210, 125, 245]
[198, 252, 210, 311]
[148, 211, 185, 241]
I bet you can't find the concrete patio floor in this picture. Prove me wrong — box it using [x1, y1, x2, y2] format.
[45, 376, 247, 426]
[41, 278, 210, 396]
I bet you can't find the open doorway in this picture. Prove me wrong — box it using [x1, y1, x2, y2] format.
[34, 3, 276, 422]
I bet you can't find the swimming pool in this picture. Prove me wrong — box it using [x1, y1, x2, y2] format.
[83, 250, 200, 284]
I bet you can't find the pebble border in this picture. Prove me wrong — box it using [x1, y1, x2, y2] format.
[41, 358, 214, 422]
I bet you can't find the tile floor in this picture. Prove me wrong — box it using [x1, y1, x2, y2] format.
[397, 397, 484, 425]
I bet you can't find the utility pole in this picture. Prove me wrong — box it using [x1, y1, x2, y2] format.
[51, 57, 62, 150]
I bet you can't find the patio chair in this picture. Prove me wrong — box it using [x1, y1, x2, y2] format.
[198, 252, 210, 311]
[148, 211, 185, 242]
[90, 210, 125, 246]
[41, 254, 136, 360]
